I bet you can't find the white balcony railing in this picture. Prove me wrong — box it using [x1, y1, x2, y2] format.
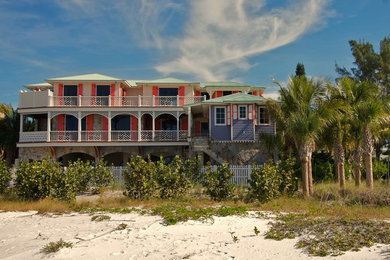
[19, 131, 47, 142]
[45, 95, 205, 107]
[19, 130, 189, 143]
[50, 131, 78, 141]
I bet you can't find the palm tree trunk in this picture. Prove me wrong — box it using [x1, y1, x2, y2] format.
[299, 142, 312, 197]
[334, 139, 345, 189]
[353, 145, 362, 187]
[363, 125, 374, 189]
[308, 155, 313, 194]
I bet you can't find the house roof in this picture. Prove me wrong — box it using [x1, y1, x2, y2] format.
[200, 81, 265, 90]
[184, 93, 266, 107]
[46, 73, 122, 82]
[135, 77, 194, 85]
[24, 82, 53, 90]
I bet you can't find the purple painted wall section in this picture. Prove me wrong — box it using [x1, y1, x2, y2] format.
[233, 119, 254, 140]
[255, 122, 276, 140]
[210, 105, 231, 141]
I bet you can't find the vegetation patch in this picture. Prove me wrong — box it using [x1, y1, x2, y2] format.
[150, 205, 247, 225]
[265, 213, 390, 256]
[91, 214, 111, 222]
[42, 239, 73, 253]
[116, 223, 127, 230]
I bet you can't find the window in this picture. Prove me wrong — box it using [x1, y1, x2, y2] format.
[222, 91, 232, 96]
[215, 107, 226, 125]
[258, 107, 270, 124]
[238, 105, 247, 120]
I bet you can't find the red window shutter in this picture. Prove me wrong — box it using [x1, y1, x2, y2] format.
[259, 89, 264, 97]
[58, 84, 63, 96]
[217, 91, 222, 97]
[131, 116, 138, 140]
[253, 91, 257, 96]
[248, 105, 253, 120]
[152, 86, 158, 106]
[155, 119, 161, 130]
[195, 91, 200, 96]
[103, 117, 108, 140]
[227, 105, 231, 125]
[195, 121, 201, 136]
[91, 84, 96, 96]
[179, 86, 185, 106]
[233, 105, 238, 120]
[87, 115, 94, 131]
[110, 84, 115, 106]
[78, 84, 83, 96]
[233, 91, 239, 94]
[58, 114, 64, 131]
[212, 92, 216, 99]
[181, 118, 188, 130]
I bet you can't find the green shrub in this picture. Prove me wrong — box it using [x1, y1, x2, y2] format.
[203, 162, 235, 201]
[0, 159, 11, 194]
[64, 159, 92, 193]
[42, 239, 72, 253]
[311, 152, 334, 182]
[156, 156, 192, 199]
[184, 155, 202, 183]
[90, 159, 113, 193]
[248, 158, 297, 202]
[15, 160, 75, 200]
[122, 156, 157, 200]
[373, 160, 388, 180]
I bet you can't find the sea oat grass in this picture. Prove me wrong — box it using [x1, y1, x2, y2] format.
[265, 214, 390, 256]
[41, 239, 72, 253]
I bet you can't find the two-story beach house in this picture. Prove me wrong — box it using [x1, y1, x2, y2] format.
[17, 73, 275, 165]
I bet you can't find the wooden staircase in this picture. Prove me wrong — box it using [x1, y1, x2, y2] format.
[191, 136, 225, 164]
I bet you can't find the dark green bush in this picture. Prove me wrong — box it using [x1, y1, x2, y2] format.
[0, 158, 11, 193]
[311, 152, 334, 182]
[15, 160, 75, 200]
[90, 159, 113, 193]
[203, 162, 235, 201]
[156, 156, 192, 199]
[64, 159, 92, 193]
[184, 155, 202, 183]
[122, 156, 157, 200]
[248, 158, 297, 202]
[373, 160, 388, 180]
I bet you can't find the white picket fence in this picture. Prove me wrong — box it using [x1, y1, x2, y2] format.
[110, 165, 260, 186]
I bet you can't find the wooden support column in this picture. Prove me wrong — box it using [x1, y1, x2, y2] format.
[177, 111, 180, 141]
[188, 107, 192, 138]
[77, 111, 81, 142]
[108, 111, 111, 142]
[47, 112, 51, 142]
[152, 111, 155, 141]
[138, 111, 141, 141]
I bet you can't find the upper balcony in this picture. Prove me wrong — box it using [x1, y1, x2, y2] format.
[18, 90, 205, 109]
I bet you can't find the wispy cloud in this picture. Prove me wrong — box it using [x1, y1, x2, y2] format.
[153, 0, 331, 80]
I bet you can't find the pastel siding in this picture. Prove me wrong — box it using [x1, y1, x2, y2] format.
[232, 119, 254, 140]
[210, 105, 231, 141]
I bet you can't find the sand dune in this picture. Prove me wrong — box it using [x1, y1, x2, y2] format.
[0, 211, 387, 259]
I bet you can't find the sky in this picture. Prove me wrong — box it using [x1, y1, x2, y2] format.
[0, 0, 389, 107]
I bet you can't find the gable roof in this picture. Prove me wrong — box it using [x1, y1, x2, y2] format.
[136, 77, 193, 85]
[200, 81, 265, 90]
[46, 73, 122, 82]
[24, 82, 53, 90]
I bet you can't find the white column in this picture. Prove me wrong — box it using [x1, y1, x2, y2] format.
[188, 107, 192, 138]
[138, 111, 141, 141]
[176, 112, 180, 141]
[108, 95, 111, 106]
[108, 111, 111, 142]
[20, 113, 23, 134]
[152, 111, 155, 141]
[47, 112, 51, 142]
[138, 95, 141, 106]
[77, 111, 81, 142]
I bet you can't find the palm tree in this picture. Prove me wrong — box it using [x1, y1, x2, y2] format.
[354, 83, 389, 189]
[268, 76, 333, 196]
[0, 104, 19, 166]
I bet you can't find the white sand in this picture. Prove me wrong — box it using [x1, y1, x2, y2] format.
[0, 210, 388, 260]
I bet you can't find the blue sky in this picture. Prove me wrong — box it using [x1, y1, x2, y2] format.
[0, 0, 389, 106]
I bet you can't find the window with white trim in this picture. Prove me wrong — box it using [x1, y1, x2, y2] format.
[258, 107, 270, 124]
[238, 105, 247, 120]
[215, 106, 226, 125]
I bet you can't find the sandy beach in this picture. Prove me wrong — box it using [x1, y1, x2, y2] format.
[0, 210, 388, 259]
